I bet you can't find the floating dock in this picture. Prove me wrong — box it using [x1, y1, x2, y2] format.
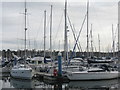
[34, 52, 69, 82]
[34, 71, 69, 83]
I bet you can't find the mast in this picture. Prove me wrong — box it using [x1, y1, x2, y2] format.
[90, 24, 93, 57]
[24, 0, 27, 59]
[64, 0, 68, 61]
[50, 5, 53, 73]
[112, 24, 115, 57]
[118, 1, 120, 68]
[44, 10, 46, 60]
[98, 34, 100, 57]
[118, 24, 120, 64]
[87, 0, 89, 58]
[50, 5, 52, 58]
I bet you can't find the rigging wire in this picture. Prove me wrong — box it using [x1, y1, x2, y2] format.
[35, 14, 44, 40]
[72, 25, 83, 52]
[53, 12, 64, 49]
[67, 13, 81, 52]
[67, 13, 87, 66]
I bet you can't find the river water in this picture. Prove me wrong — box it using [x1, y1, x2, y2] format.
[0, 72, 120, 90]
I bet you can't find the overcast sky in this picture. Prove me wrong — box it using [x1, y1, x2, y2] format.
[1, 0, 120, 52]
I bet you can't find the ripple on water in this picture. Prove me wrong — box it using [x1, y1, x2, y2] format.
[0, 73, 120, 89]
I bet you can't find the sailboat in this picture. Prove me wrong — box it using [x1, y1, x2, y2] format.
[28, 10, 50, 73]
[65, 0, 119, 80]
[66, 66, 118, 80]
[10, 1, 34, 79]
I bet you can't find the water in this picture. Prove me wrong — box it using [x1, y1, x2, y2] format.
[0, 72, 120, 90]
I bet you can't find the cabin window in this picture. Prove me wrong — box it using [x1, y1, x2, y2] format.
[31, 61, 35, 64]
[38, 61, 42, 64]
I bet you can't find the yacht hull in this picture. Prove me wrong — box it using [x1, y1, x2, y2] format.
[67, 71, 119, 80]
[10, 68, 33, 79]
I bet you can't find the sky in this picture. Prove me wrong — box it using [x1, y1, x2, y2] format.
[1, 0, 120, 52]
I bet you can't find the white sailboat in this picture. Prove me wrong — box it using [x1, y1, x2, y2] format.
[10, 1, 34, 79]
[66, 66, 118, 80]
[11, 64, 33, 79]
[27, 7, 54, 75]
[65, 0, 119, 80]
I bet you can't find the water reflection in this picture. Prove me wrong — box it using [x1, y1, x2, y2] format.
[0, 73, 120, 90]
[10, 78, 63, 89]
[67, 79, 119, 90]
[1, 75, 12, 89]
[43, 79, 119, 90]
[10, 78, 38, 88]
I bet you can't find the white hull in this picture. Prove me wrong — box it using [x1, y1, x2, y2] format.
[11, 69, 33, 79]
[10, 65, 34, 79]
[67, 71, 119, 80]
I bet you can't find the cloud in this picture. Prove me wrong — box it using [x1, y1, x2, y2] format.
[1, 1, 119, 52]
[2, 0, 119, 3]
